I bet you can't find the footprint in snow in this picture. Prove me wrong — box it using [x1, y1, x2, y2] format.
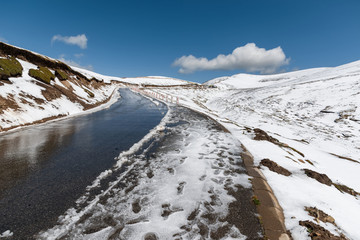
[177, 181, 186, 194]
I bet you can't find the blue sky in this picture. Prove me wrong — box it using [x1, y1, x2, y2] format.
[1, 0, 360, 83]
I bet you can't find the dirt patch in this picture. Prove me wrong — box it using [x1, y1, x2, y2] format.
[40, 84, 63, 101]
[254, 128, 280, 143]
[305, 159, 315, 166]
[260, 158, 292, 176]
[0, 94, 19, 114]
[305, 207, 335, 224]
[253, 128, 305, 157]
[19, 92, 45, 105]
[330, 153, 359, 164]
[333, 183, 360, 197]
[299, 220, 347, 240]
[303, 169, 333, 186]
[90, 79, 105, 89]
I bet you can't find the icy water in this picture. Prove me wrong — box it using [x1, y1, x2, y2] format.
[0, 89, 167, 239]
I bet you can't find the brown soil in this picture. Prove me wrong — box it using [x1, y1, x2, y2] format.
[254, 128, 280, 143]
[253, 128, 305, 157]
[299, 220, 347, 240]
[333, 183, 360, 197]
[260, 158, 292, 176]
[19, 92, 45, 105]
[0, 94, 19, 114]
[305, 207, 335, 224]
[37, 83, 63, 101]
[303, 169, 333, 186]
[329, 153, 359, 164]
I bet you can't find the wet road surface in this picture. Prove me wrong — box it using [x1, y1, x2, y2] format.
[0, 89, 167, 239]
[37, 106, 263, 240]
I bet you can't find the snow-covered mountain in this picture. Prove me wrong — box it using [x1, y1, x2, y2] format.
[155, 61, 360, 240]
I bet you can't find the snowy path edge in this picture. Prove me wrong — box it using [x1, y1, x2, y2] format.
[136, 89, 291, 240]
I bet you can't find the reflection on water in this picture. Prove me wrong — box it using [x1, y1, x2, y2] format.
[0, 123, 81, 195]
[0, 89, 167, 239]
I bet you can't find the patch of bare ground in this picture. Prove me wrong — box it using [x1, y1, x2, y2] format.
[253, 128, 305, 157]
[19, 92, 45, 105]
[303, 169, 333, 186]
[305, 207, 335, 224]
[260, 158, 292, 176]
[299, 221, 347, 240]
[302, 169, 359, 197]
[89, 78, 105, 89]
[333, 183, 359, 197]
[329, 153, 359, 164]
[0, 94, 19, 114]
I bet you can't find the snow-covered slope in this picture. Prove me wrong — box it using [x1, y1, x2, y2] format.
[0, 43, 195, 132]
[0, 59, 115, 131]
[155, 61, 360, 240]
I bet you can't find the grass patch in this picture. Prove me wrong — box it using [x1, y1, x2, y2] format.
[0, 57, 23, 79]
[252, 196, 261, 205]
[55, 69, 68, 80]
[29, 67, 55, 84]
[84, 89, 94, 98]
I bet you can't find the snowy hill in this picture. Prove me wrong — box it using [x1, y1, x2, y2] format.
[155, 61, 360, 240]
[0, 42, 120, 132]
[0, 42, 196, 132]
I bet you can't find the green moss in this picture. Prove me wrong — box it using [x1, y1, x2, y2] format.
[29, 67, 55, 84]
[0, 57, 23, 79]
[84, 89, 94, 98]
[252, 196, 261, 205]
[55, 69, 68, 80]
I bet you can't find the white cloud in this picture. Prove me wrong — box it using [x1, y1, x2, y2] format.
[52, 34, 88, 49]
[173, 43, 290, 74]
[59, 55, 93, 71]
[74, 53, 84, 58]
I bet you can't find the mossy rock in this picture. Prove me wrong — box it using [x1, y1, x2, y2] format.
[0, 57, 23, 80]
[55, 69, 68, 80]
[29, 67, 55, 84]
[84, 89, 94, 98]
